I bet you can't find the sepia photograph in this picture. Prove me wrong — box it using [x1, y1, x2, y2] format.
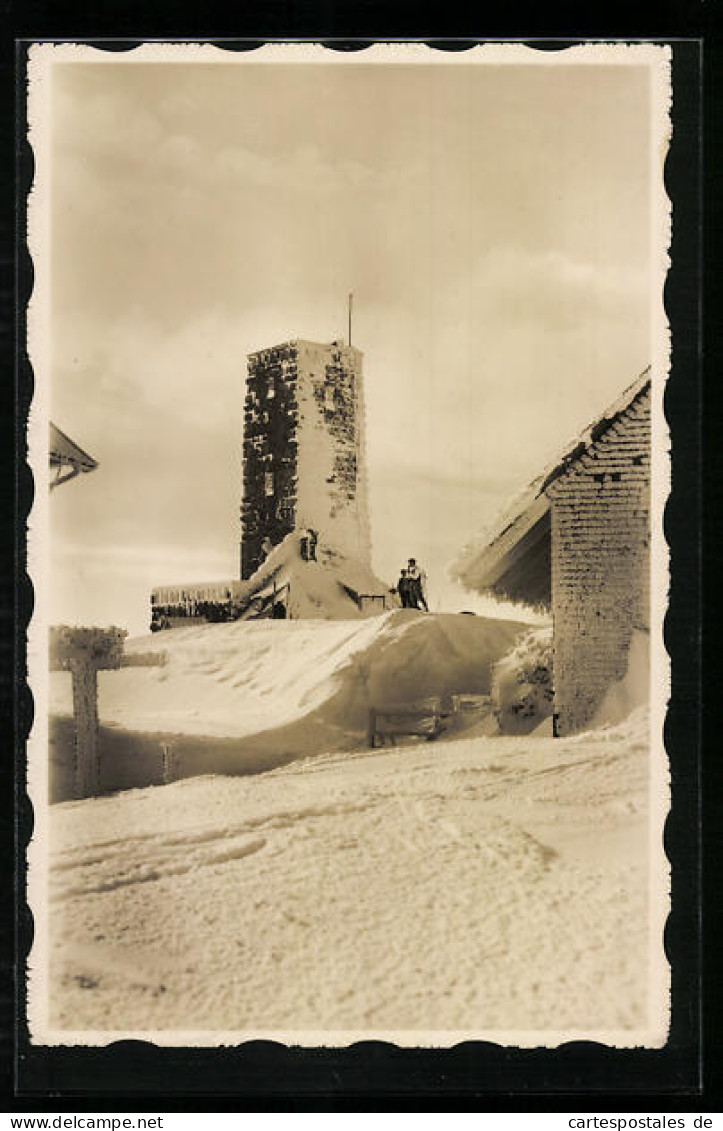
[25, 41, 672, 1048]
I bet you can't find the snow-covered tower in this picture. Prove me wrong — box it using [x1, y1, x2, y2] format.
[240, 339, 371, 580]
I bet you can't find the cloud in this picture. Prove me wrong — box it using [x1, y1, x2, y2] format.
[468, 246, 650, 332]
[43, 57, 661, 633]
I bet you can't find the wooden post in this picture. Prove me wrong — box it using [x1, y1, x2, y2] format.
[368, 707, 377, 749]
[70, 659, 99, 798]
[161, 742, 175, 784]
[50, 625, 166, 801]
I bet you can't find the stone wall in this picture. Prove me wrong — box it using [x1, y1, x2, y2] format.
[240, 340, 372, 579]
[241, 343, 300, 578]
[547, 387, 651, 735]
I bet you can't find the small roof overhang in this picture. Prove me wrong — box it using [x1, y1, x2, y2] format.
[49, 423, 98, 488]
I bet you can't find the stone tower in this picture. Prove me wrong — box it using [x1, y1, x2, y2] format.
[240, 339, 372, 580]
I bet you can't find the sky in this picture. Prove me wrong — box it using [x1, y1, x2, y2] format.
[41, 48, 662, 636]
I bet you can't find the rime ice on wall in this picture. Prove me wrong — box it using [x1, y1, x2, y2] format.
[241, 340, 371, 580]
[295, 341, 371, 568]
[548, 388, 651, 736]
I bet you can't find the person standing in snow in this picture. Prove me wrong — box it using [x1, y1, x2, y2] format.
[397, 568, 413, 608]
[261, 536, 274, 560]
[307, 528, 318, 561]
[300, 528, 317, 562]
[407, 558, 428, 611]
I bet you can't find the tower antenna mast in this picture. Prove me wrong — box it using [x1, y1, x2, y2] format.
[348, 291, 353, 347]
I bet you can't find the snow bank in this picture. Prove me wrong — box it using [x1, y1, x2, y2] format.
[49, 610, 527, 799]
[492, 626, 554, 735]
[40, 707, 667, 1044]
[591, 629, 650, 729]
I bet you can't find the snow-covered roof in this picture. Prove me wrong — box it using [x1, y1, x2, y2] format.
[49, 422, 98, 487]
[49, 422, 98, 471]
[450, 367, 652, 604]
[248, 339, 363, 359]
[238, 530, 392, 620]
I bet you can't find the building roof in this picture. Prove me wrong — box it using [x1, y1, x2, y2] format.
[49, 422, 98, 485]
[449, 367, 652, 604]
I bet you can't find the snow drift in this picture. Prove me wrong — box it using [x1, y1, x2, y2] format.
[40, 706, 667, 1044]
[492, 626, 554, 735]
[49, 609, 528, 799]
[592, 629, 650, 729]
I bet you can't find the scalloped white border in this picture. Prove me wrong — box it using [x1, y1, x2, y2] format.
[25, 39, 673, 1050]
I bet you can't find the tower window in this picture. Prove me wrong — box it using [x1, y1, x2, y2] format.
[264, 471, 274, 497]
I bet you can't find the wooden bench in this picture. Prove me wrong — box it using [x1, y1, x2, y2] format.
[368, 696, 448, 748]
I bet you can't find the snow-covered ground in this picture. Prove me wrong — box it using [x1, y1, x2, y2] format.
[35, 705, 668, 1046]
[48, 610, 529, 798]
